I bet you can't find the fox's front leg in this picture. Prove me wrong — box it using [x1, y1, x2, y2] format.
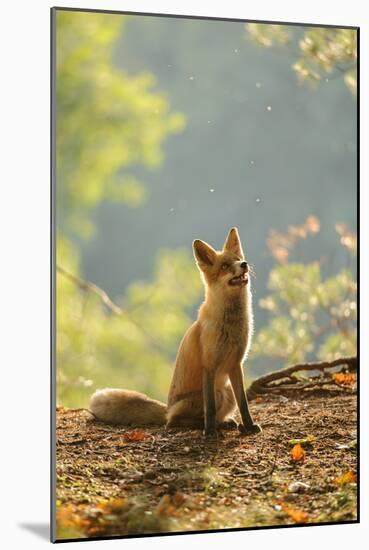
[229, 364, 262, 435]
[203, 368, 217, 436]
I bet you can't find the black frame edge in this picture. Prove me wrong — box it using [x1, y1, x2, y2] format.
[51, 5, 359, 30]
[50, 6, 57, 544]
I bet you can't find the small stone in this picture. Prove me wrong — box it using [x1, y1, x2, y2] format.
[288, 481, 310, 493]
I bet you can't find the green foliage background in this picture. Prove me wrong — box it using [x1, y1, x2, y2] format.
[247, 24, 357, 95]
[55, 11, 357, 407]
[56, 11, 185, 237]
[252, 250, 357, 366]
[56, 12, 195, 406]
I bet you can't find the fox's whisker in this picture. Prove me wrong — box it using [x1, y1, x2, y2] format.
[248, 263, 256, 278]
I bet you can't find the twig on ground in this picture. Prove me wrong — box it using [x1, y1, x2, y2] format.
[247, 356, 357, 400]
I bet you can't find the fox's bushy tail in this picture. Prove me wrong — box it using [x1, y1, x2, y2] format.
[89, 388, 167, 426]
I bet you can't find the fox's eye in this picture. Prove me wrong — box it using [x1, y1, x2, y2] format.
[221, 263, 229, 270]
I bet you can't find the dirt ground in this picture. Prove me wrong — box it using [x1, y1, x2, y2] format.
[55, 389, 357, 540]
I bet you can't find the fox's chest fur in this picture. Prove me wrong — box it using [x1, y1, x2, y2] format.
[199, 287, 252, 366]
[168, 286, 252, 407]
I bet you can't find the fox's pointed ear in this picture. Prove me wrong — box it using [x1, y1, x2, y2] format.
[193, 239, 216, 268]
[223, 227, 244, 256]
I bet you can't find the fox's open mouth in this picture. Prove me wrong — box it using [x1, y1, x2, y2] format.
[229, 273, 248, 286]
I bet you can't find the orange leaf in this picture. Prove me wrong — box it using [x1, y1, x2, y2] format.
[284, 506, 309, 523]
[123, 430, 146, 442]
[156, 495, 175, 515]
[98, 498, 128, 513]
[290, 443, 305, 462]
[334, 471, 357, 485]
[172, 492, 186, 506]
[332, 373, 355, 386]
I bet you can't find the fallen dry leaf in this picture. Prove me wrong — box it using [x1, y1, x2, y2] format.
[283, 505, 309, 523]
[123, 430, 146, 442]
[332, 373, 355, 386]
[290, 443, 305, 462]
[97, 498, 128, 513]
[172, 492, 186, 506]
[334, 471, 357, 485]
[156, 494, 176, 516]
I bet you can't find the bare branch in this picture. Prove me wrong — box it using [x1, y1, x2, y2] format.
[247, 356, 357, 400]
[56, 265, 168, 355]
[57, 265, 123, 315]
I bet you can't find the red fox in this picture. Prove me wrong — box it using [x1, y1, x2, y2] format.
[90, 228, 261, 436]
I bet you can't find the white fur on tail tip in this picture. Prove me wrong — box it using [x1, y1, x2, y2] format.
[89, 388, 167, 426]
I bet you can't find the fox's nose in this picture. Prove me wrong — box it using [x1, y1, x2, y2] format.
[240, 261, 248, 270]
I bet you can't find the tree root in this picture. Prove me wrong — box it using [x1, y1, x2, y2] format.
[246, 356, 357, 400]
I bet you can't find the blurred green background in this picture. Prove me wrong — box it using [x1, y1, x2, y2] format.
[55, 11, 357, 407]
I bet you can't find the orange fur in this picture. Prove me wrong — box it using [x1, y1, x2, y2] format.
[167, 227, 254, 431]
[89, 388, 166, 425]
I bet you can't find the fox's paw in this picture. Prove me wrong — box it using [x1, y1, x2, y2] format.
[238, 423, 262, 436]
[218, 419, 238, 430]
[203, 427, 220, 438]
